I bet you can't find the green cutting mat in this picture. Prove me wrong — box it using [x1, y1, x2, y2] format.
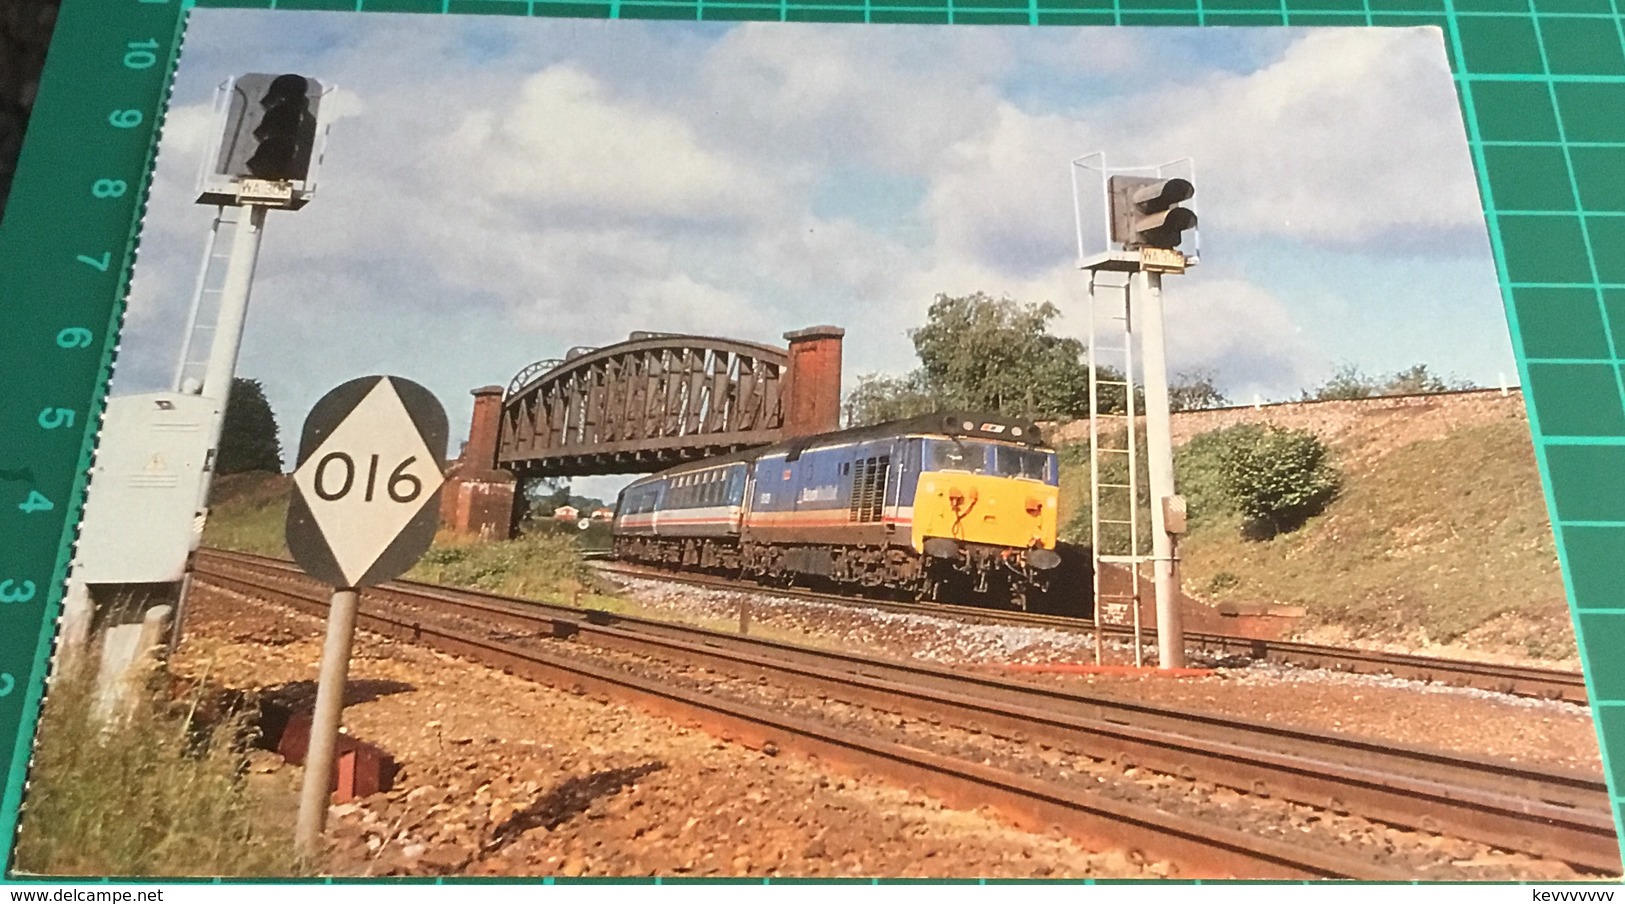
[1, 0, 1622, 880]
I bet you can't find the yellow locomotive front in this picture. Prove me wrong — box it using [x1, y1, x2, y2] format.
[901, 422, 1062, 605]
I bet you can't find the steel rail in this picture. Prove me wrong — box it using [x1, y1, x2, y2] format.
[590, 560, 1589, 704]
[196, 550, 1620, 875]
[194, 565, 1412, 880]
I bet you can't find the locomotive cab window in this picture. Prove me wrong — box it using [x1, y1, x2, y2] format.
[925, 439, 989, 474]
[923, 439, 1054, 483]
[996, 447, 1053, 482]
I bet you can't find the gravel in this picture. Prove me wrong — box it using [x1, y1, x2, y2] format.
[176, 582, 1163, 879]
[604, 573, 1603, 773]
[512, 638, 1592, 881]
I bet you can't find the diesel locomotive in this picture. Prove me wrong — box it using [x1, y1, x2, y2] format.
[611, 412, 1070, 611]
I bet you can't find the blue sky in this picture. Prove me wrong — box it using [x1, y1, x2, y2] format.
[115, 11, 1513, 500]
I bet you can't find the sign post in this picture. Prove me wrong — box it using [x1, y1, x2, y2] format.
[285, 376, 447, 860]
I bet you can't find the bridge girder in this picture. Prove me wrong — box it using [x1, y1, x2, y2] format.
[497, 334, 790, 478]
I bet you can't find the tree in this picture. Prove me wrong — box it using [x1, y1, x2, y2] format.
[216, 378, 282, 474]
[1169, 370, 1229, 412]
[908, 293, 1091, 420]
[1305, 363, 1475, 401]
[844, 372, 940, 427]
[516, 477, 573, 531]
[1383, 363, 1473, 395]
[524, 477, 572, 513]
[1305, 364, 1377, 401]
[1090, 364, 1142, 417]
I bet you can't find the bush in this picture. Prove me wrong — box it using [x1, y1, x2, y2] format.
[1171, 427, 1242, 526]
[1062, 423, 1339, 548]
[1217, 425, 1340, 538]
[1057, 432, 1149, 555]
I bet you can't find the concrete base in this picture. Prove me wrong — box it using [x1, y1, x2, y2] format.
[1094, 562, 1302, 641]
[92, 605, 173, 724]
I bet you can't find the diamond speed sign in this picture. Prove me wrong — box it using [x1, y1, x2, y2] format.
[285, 376, 448, 588]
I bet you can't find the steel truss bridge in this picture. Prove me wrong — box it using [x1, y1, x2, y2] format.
[496, 333, 791, 478]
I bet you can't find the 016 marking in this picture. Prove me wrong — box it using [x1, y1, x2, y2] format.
[312, 453, 425, 504]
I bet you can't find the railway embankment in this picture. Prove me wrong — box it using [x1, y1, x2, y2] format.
[1052, 389, 1572, 663]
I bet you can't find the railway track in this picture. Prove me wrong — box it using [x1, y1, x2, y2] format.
[592, 560, 1590, 705]
[194, 549, 1619, 878]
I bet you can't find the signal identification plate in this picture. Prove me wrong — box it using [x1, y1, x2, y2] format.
[1140, 247, 1188, 273]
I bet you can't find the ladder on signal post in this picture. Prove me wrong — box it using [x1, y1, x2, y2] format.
[1086, 271, 1149, 667]
[172, 206, 242, 394]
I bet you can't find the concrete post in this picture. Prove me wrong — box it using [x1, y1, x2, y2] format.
[91, 605, 174, 724]
[1132, 269, 1186, 669]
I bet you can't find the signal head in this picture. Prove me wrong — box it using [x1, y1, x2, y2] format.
[1108, 174, 1198, 251]
[213, 72, 323, 185]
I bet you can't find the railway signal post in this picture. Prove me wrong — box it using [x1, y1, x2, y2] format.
[285, 376, 448, 860]
[1072, 156, 1200, 670]
[56, 73, 334, 701]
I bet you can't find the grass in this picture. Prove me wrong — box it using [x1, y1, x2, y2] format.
[201, 471, 623, 612]
[14, 667, 309, 878]
[407, 530, 592, 599]
[1175, 421, 1569, 654]
[201, 471, 292, 557]
[1055, 419, 1573, 656]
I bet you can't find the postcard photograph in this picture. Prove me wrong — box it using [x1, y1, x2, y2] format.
[15, 8, 1616, 883]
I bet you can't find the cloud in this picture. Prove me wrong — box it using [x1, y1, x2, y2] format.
[432, 65, 781, 225]
[923, 103, 1087, 276]
[153, 101, 217, 159]
[915, 27, 1485, 282]
[111, 13, 1510, 452]
[1118, 27, 1484, 247]
[1155, 277, 1319, 398]
[695, 24, 1010, 175]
